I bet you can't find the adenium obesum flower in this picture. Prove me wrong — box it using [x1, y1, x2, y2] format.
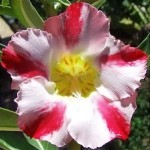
[1, 2, 148, 149]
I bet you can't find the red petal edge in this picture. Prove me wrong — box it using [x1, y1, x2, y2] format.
[97, 100, 130, 140]
[1, 46, 47, 78]
[107, 45, 148, 66]
[19, 103, 66, 138]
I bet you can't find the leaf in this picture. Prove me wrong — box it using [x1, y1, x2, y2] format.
[48, 0, 71, 6]
[0, 0, 12, 16]
[0, 132, 59, 150]
[92, 0, 106, 9]
[0, 51, 2, 62]
[0, 108, 58, 150]
[0, 107, 19, 131]
[0, 132, 38, 150]
[10, 0, 43, 28]
[57, 0, 71, 6]
[0, 43, 5, 49]
[0, 6, 14, 16]
[0, 43, 5, 62]
[138, 33, 150, 66]
[24, 134, 59, 150]
[0, 0, 10, 8]
[132, 3, 148, 24]
[138, 33, 150, 55]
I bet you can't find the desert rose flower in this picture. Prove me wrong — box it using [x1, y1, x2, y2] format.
[1, 2, 148, 149]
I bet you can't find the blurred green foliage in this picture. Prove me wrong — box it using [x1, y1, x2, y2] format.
[100, 0, 150, 45]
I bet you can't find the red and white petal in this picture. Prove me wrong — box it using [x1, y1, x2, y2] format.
[96, 93, 137, 140]
[15, 77, 72, 147]
[1, 29, 53, 89]
[97, 36, 148, 100]
[67, 93, 136, 149]
[67, 98, 113, 149]
[44, 2, 109, 55]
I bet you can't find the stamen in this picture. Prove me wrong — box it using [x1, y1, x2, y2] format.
[51, 55, 98, 97]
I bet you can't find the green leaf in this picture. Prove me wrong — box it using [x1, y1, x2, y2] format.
[0, 132, 59, 150]
[24, 134, 59, 150]
[92, 0, 106, 9]
[138, 33, 150, 55]
[57, 0, 71, 6]
[47, 0, 71, 6]
[0, 43, 5, 62]
[0, 43, 5, 49]
[138, 33, 150, 66]
[10, 0, 43, 28]
[0, 43, 4, 61]
[0, 6, 14, 16]
[0, 107, 19, 131]
[0, 0, 10, 8]
[0, 132, 38, 150]
[0, 108, 58, 150]
[0, 51, 2, 62]
[132, 3, 149, 24]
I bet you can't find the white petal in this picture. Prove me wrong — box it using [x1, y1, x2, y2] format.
[10, 29, 52, 65]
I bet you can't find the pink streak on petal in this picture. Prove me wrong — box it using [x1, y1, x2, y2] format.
[1, 46, 47, 78]
[63, 2, 83, 47]
[19, 103, 66, 138]
[97, 99, 130, 140]
[121, 45, 148, 61]
[104, 45, 148, 66]
[44, 2, 83, 48]
[44, 2, 109, 55]
[97, 40, 148, 100]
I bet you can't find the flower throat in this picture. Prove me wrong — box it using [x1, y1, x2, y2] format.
[51, 55, 98, 97]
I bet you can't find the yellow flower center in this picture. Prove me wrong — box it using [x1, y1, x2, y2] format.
[51, 55, 98, 97]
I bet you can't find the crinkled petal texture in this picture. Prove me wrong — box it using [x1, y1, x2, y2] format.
[67, 93, 137, 149]
[44, 2, 109, 55]
[96, 35, 148, 100]
[2, 2, 109, 89]
[1, 29, 53, 89]
[1, 2, 148, 149]
[15, 77, 72, 147]
[16, 76, 137, 149]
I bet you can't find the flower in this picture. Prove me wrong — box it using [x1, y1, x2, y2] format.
[1, 2, 148, 149]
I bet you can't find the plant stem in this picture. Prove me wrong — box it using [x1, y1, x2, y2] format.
[0, 127, 20, 131]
